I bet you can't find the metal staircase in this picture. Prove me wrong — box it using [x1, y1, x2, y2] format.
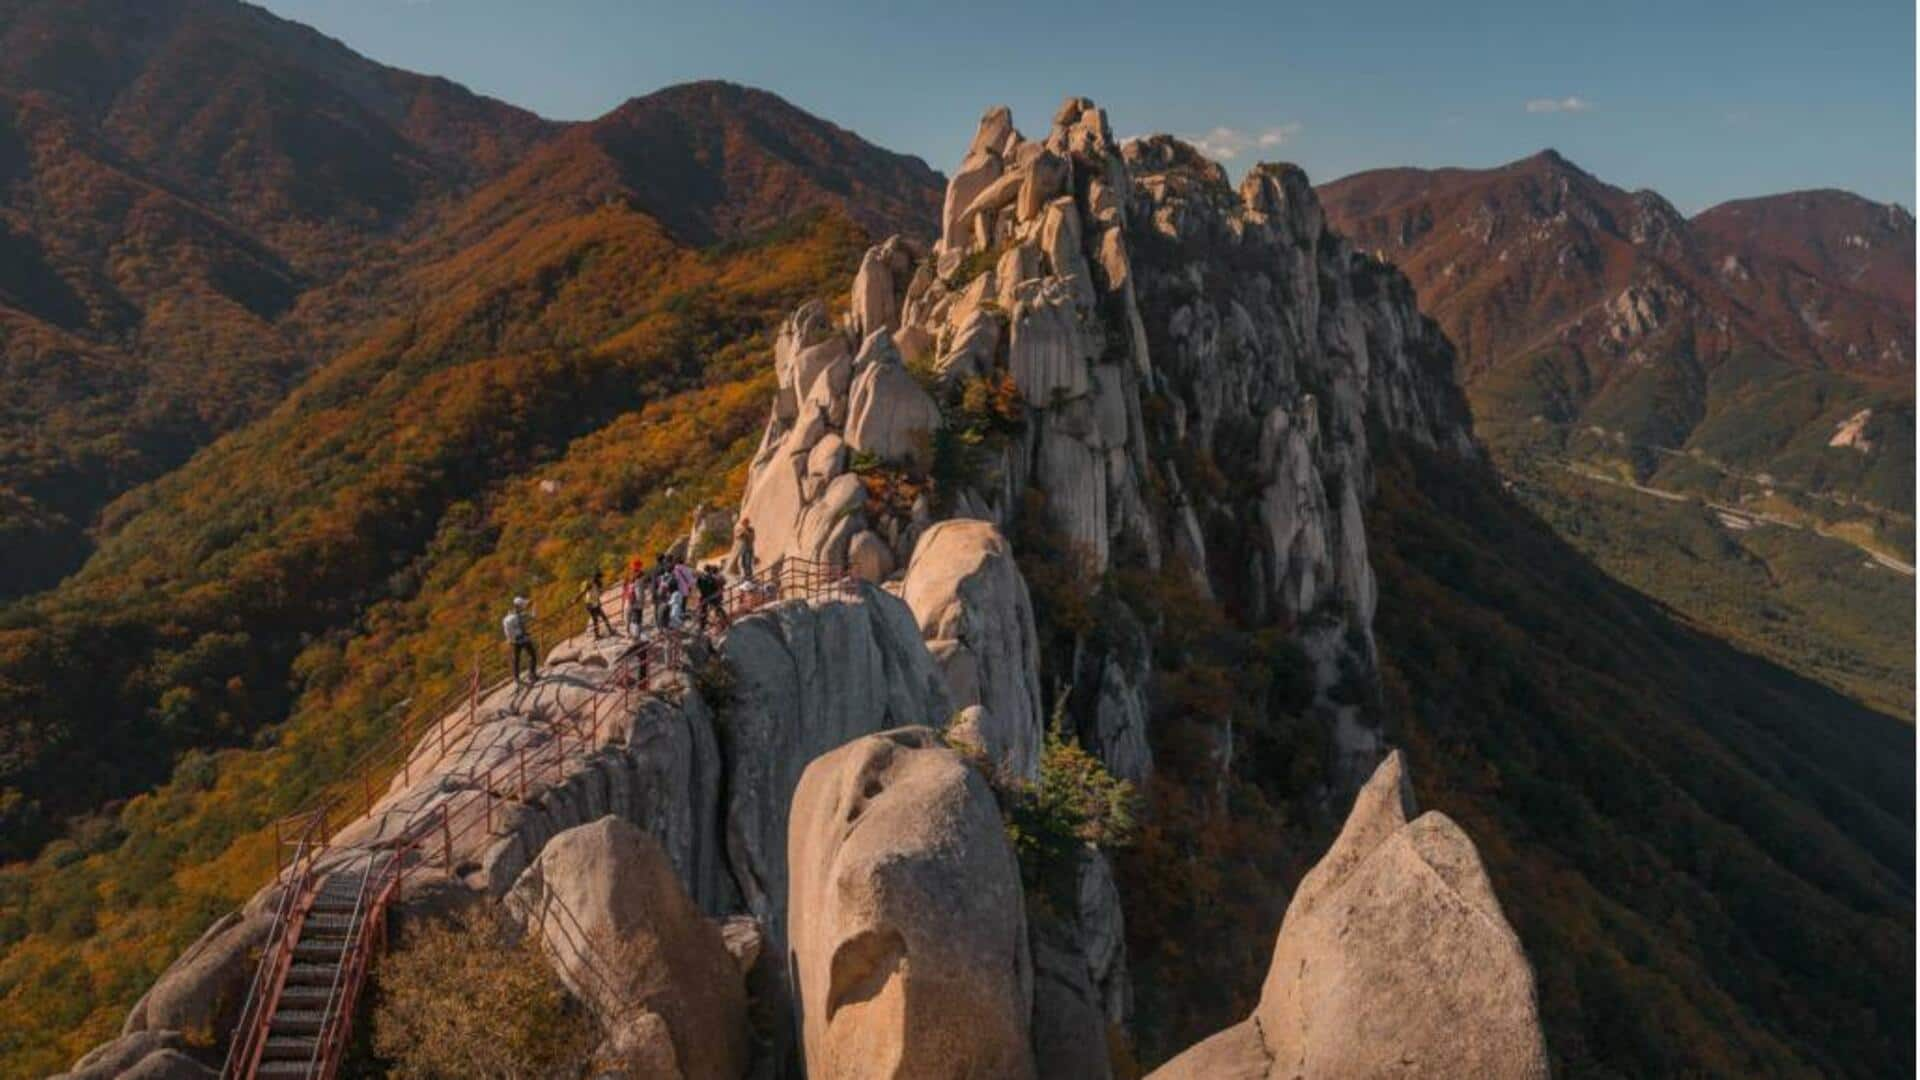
[258, 853, 395, 1077]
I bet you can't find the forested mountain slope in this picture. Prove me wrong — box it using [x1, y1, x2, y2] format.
[0, 0, 558, 597]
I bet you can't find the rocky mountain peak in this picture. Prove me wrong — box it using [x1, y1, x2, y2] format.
[734, 96, 1474, 792]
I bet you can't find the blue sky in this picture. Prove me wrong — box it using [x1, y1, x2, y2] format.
[261, 0, 1915, 212]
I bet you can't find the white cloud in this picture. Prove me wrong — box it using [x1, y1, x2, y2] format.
[1186, 122, 1303, 161]
[1525, 96, 1593, 114]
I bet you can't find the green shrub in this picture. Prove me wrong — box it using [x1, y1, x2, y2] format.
[954, 723, 1137, 917]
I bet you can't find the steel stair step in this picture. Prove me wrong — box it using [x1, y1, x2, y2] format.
[277, 985, 336, 1006]
[284, 962, 340, 985]
[258, 1061, 316, 1077]
[292, 939, 347, 959]
[270, 1009, 327, 1035]
[263, 1035, 319, 1060]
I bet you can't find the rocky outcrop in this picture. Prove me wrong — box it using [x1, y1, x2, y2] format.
[716, 584, 951, 947]
[900, 519, 1045, 779]
[505, 817, 748, 1080]
[1147, 752, 1549, 1079]
[788, 727, 1034, 1079]
[109, 1050, 215, 1080]
[845, 332, 943, 466]
[734, 97, 1475, 797]
[1031, 933, 1113, 1080]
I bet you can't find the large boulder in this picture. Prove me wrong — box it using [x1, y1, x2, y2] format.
[55, 1030, 209, 1080]
[787, 727, 1034, 1080]
[118, 1050, 216, 1080]
[716, 587, 951, 945]
[1148, 752, 1549, 1079]
[900, 519, 1045, 780]
[845, 331, 943, 467]
[120, 909, 272, 1042]
[505, 816, 748, 1080]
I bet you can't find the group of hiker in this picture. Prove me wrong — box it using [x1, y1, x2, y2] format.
[500, 518, 758, 687]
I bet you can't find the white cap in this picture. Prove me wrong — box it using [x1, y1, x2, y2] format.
[513, 596, 529, 609]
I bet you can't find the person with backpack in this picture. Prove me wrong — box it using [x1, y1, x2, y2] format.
[696, 564, 728, 633]
[503, 596, 539, 685]
[577, 569, 614, 639]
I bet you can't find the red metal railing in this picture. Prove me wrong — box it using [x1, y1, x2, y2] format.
[223, 554, 857, 1079]
[222, 812, 327, 1080]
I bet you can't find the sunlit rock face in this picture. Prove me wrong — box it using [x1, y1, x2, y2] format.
[1147, 752, 1550, 1080]
[787, 727, 1034, 1079]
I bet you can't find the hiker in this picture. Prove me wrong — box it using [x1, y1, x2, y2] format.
[734, 518, 757, 579]
[671, 556, 697, 628]
[696, 563, 728, 632]
[503, 596, 538, 685]
[622, 558, 647, 638]
[577, 569, 614, 639]
[652, 554, 675, 630]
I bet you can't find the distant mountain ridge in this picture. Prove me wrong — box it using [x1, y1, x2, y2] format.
[1321, 152, 1915, 717]
[1319, 150, 1914, 551]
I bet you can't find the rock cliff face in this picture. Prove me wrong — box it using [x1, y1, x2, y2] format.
[900, 519, 1046, 779]
[713, 584, 951, 943]
[1148, 752, 1549, 1079]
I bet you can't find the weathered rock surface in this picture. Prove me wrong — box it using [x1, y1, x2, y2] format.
[737, 97, 1475, 804]
[845, 332, 943, 466]
[900, 519, 1045, 779]
[506, 816, 748, 1080]
[1147, 752, 1549, 1079]
[1031, 932, 1113, 1080]
[85, 570, 958, 1074]
[54, 1030, 208, 1080]
[117, 1049, 217, 1080]
[788, 727, 1034, 1079]
[119, 910, 272, 1042]
[717, 586, 951, 946]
